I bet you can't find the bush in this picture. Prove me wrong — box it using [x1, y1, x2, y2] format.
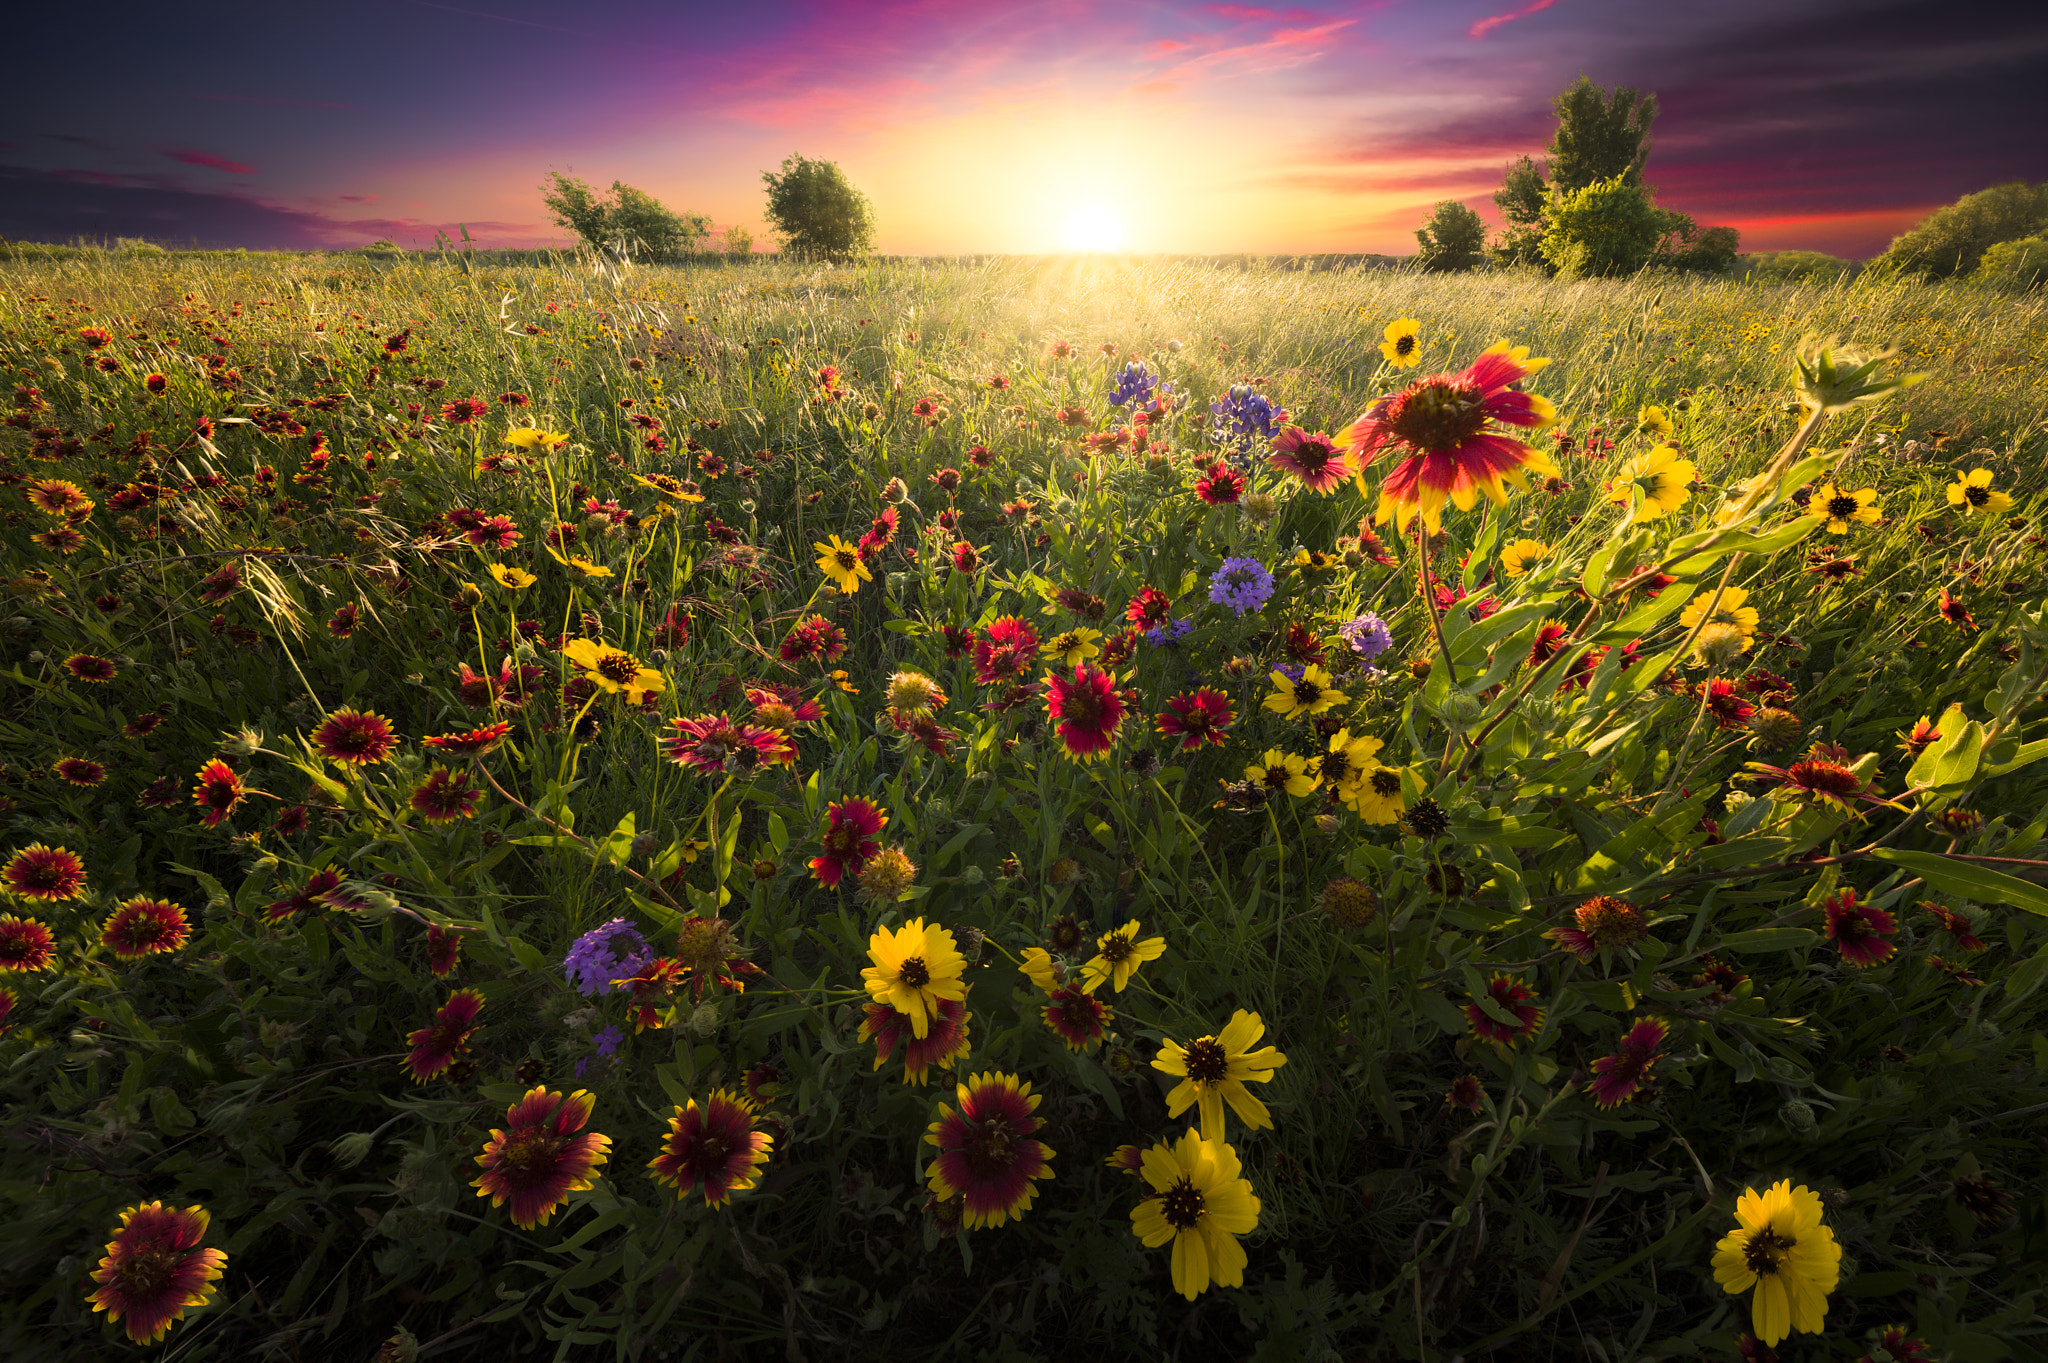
[538, 172, 710, 261]
[1652, 215, 1740, 273]
[1878, 181, 2048, 279]
[1413, 201, 1487, 272]
[761, 154, 875, 261]
[1979, 234, 2048, 290]
[1539, 175, 1664, 277]
[1740, 250, 1859, 285]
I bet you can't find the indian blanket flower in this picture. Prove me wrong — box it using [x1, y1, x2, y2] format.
[1042, 984, 1111, 1051]
[1044, 662, 1126, 761]
[404, 989, 483, 1083]
[1821, 889, 1897, 967]
[563, 638, 665, 704]
[814, 534, 872, 593]
[924, 1072, 1055, 1229]
[1808, 483, 1881, 533]
[1588, 1017, 1667, 1109]
[885, 670, 947, 717]
[423, 720, 515, 757]
[1156, 689, 1235, 750]
[26, 478, 92, 515]
[55, 757, 107, 788]
[1263, 663, 1346, 720]
[410, 767, 483, 822]
[99, 897, 191, 960]
[312, 708, 399, 766]
[1246, 749, 1318, 798]
[1194, 460, 1245, 505]
[1336, 342, 1559, 535]
[662, 713, 793, 774]
[3, 844, 87, 901]
[1081, 919, 1167, 993]
[427, 925, 463, 977]
[1208, 557, 1274, 616]
[86, 1202, 228, 1345]
[860, 995, 972, 1084]
[862, 918, 968, 1039]
[1679, 585, 1759, 639]
[1711, 1180, 1842, 1346]
[1937, 587, 1976, 631]
[1744, 753, 1890, 815]
[1921, 901, 1985, 952]
[810, 797, 888, 887]
[1153, 1009, 1289, 1142]
[0, 915, 57, 971]
[1379, 317, 1422, 367]
[648, 1089, 774, 1207]
[563, 918, 652, 996]
[1946, 468, 2012, 516]
[472, 1087, 611, 1230]
[1604, 444, 1695, 520]
[1337, 611, 1393, 662]
[1546, 895, 1647, 960]
[1499, 538, 1552, 578]
[1268, 426, 1354, 494]
[972, 616, 1040, 684]
[1130, 1131, 1262, 1301]
[64, 652, 117, 682]
[189, 759, 246, 826]
[1465, 974, 1543, 1046]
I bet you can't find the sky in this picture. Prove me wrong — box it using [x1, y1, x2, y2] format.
[2, 0, 2043, 259]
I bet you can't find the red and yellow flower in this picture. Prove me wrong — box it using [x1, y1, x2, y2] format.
[87, 1202, 228, 1344]
[924, 1072, 1055, 1228]
[472, 1087, 611, 1229]
[100, 897, 191, 960]
[648, 1089, 774, 1207]
[402, 989, 483, 1083]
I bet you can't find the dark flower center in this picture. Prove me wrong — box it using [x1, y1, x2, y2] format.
[1061, 681, 1103, 726]
[1259, 765, 1292, 790]
[1408, 797, 1450, 837]
[501, 1129, 566, 1177]
[1964, 484, 1989, 506]
[898, 956, 931, 989]
[1742, 1228, 1794, 1277]
[1161, 1177, 1206, 1230]
[112, 1242, 182, 1299]
[1322, 750, 1353, 782]
[697, 1134, 728, 1166]
[1394, 334, 1416, 357]
[1292, 680, 1321, 706]
[1370, 769, 1402, 796]
[967, 1115, 1019, 1177]
[596, 652, 640, 683]
[1100, 933, 1133, 964]
[1182, 1037, 1229, 1085]
[1827, 494, 1860, 519]
[1386, 379, 1487, 453]
[834, 549, 856, 569]
[1787, 760, 1860, 795]
[1055, 994, 1098, 1031]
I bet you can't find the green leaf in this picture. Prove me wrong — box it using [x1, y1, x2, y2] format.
[1870, 848, 2048, 918]
[1665, 517, 1820, 578]
[1719, 927, 1820, 953]
[768, 811, 789, 856]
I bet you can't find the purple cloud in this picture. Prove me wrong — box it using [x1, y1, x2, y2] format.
[163, 148, 257, 174]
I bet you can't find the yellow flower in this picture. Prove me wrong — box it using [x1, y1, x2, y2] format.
[1679, 585, 1759, 638]
[860, 918, 967, 1039]
[814, 535, 872, 594]
[1637, 404, 1674, 438]
[1499, 538, 1552, 578]
[1946, 468, 2013, 516]
[488, 563, 536, 590]
[632, 472, 704, 503]
[1040, 627, 1103, 667]
[1152, 1009, 1288, 1142]
[569, 556, 612, 578]
[1313, 730, 1380, 801]
[1346, 756, 1407, 825]
[1080, 919, 1166, 994]
[1378, 317, 1422, 368]
[1018, 946, 1062, 994]
[1710, 1179, 1841, 1346]
[1604, 443, 1695, 520]
[1245, 749, 1319, 798]
[562, 638, 665, 704]
[1806, 483, 1880, 533]
[504, 427, 571, 450]
[1130, 1131, 1261, 1300]
[1262, 664, 1346, 720]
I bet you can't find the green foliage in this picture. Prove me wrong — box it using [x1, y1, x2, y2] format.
[1545, 75, 1658, 194]
[1413, 200, 1488, 273]
[761, 153, 875, 262]
[1540, 175, 1666, 277]
[1878, 180, 2048, 279]
[718, 224, 755, 257]
[1979, 234, 2048, 290]
[1651, 212, 1741, 273]
[1742, 250, 1860, 285]
[538, 171, 710, 261]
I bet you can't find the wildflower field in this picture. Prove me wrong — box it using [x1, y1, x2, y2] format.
[2, 249, 2046, 1362]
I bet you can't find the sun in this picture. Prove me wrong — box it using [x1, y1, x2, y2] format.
[1062, 204, 1127, 252]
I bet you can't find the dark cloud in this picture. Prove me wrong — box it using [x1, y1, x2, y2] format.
[40, 133, 119, 151]
[163, 147, 258, 174]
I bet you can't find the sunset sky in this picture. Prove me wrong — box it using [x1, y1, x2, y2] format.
[4, 0, 2043, 258]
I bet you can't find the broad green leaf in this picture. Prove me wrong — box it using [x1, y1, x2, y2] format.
[1719, 927, 1820, 953]
[1870, 848, 2048, 918]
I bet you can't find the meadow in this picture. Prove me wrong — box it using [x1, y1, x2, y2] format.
[0, 248, 2045, 1362]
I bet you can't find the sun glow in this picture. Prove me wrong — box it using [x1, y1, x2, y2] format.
[1063, 203, 1127, 252]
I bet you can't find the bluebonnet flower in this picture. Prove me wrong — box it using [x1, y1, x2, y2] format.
[1209, 385, 1286, 453]
[1208, 557, 1276, 617]
[1145, 619, 1195, 648]
[1338, 612, 1393, 663]
[1108, 361, 1160, 408]
[563, 918, 652, 998]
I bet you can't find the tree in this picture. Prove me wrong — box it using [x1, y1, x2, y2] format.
[1546, 76, 1657, 195]
[1414, 201, 1488, 272]
[538, 172, 709, 261]
[761, 155, 875, 262]
[718, 225, 755, 257]
[1491, 154, 1549, 266]
[1539, 176, 1665, 278]
[1877, 181, 2048, 279]
[1651, 211, 1741, 274]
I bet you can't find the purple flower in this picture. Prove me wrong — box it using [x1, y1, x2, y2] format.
[1209, 385, 1286, 452]
[563, 918, 652, 998]
[1108, 360, 1160, 408]
[592, 1025, 624, 1058]
[1338, 612, 1392, 663]
[1145, 618, 1195, 648]
[1209, 557, 1275, 617]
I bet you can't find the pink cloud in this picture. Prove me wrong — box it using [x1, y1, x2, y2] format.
[1469, 0, 1562, 40]
[339, 193, 380, 203]
[164, 148, 256, 174]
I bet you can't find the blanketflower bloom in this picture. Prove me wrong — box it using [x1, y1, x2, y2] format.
[1379, 317, 1422, 367]
[563, 638, 664, 705]
[99, 897, 191, 960]
[810, 797, 887, 886]
[972, 616, 1040, 684]
[814, 534, 872, 593]
[1499, 539, 1552, 578]
[859, 995, 972, 1084]
[1588, 1017, 1667, 1108]
[1711, 1180, 1841, 1346]
[1194, 460, 1245, 505]
[1604, 443, 1695, 520]
[779, 613, 847, 665]
[924, 1072, 1055, 1228]
[1743, 752, 1892, 815]
[1263, 663, 1346, 720]
[311, 708, 399, 766]
[1546, 895, 1647, 960]
[403, 989, 483, 1083]
[1465, 974, 1543, 1045]
[884, 670, 946, 718]
[1042, 984, 1111, 1051]
[1946, 468, 2012, 516]
[662, 713, 793, 774]
[1245, 749, 1319, 798]
[1130, 1131, 1261, 1300]
[55, 757, 107, 788]
[0, 915, 57, 971]
[1153, 1009, 1288, 1142]
[1268, 426, 1354, 494]
[1678, 585, 1759, 639]
[472, 1087, 611, 1229]
[1081, 919, 1167, 993]
[427, 925, 462, 977]
[1156, 689, 1235, 750]
[64, 652, 117, 682]
[410, 766, 483, 822]
[3, 843, 87, 901]
[1937, 588, 1975, 631]
[1337, 342, 1559, 535]
[87, 1202, 228, 1345]
[861, 918, 968, 1039]
[1807, 483, 1880, 533]
[1044, 662, 1126, 761]
[182, 758, 234, 819]
[1821, 889, 1897, 966]
[423, 720, 515, 757]
[648, 1089, 773, 1207]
